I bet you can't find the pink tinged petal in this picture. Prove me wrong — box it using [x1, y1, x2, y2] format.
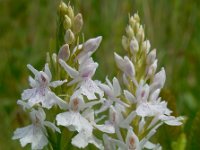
[114, 52, 125, 71]
[81, 36, 102, 54]
[77, 36, 102, 63]
[136, 83, 149, 103]
[27, 64, 39, 76]
[49, 80, 67, 88]
[126, 127, 140, 150]
[37, 71, 50, 84]
[130, 38, 139, 55]
[147, 59, 157, 77]
[124, 56, 135, 78]
[59, 59, 79, 78]
[79, 60, 98, 78]
[44, 63, 52, 81]
[109, 106, 123, 125]
[124, 90, 137, 104]
[142, 40, 151, 54]
[58, 44, 70, 61]
[69, 93, 84, 111]
[114, 53, 135, 79]
[150, 68, 166, 92]
[147, 49, 156, 65]
[113, 77, 121, 96]
[83, 36, 102, 53]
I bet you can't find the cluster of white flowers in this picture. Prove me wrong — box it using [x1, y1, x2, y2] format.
[13, 2, 183, 150]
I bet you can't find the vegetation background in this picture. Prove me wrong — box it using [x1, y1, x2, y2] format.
[0, 0, 200, 149]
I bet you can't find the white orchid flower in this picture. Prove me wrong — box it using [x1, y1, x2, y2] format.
[56, 91, 112, 149]
[59, 58, 103, 100]
[12, 108, 60, 150]
[56, 91, 93, 133]
[21, 64, 67, 109]
[114, 52, 135, 80]
[72, 36, 102, 64]
[96, 77, 129, 114]
[107, 125, 162, 150]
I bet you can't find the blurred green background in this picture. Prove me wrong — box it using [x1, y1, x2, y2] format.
[1, 0, 200, 149]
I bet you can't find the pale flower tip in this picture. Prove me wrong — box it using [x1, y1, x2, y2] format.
[58, 44, 70, 61]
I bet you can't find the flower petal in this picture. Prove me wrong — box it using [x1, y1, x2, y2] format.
[44, 63, 52, 81]
[59, 59, 79, 78]
[49, 80, 67, 88]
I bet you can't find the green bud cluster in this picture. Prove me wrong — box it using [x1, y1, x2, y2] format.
[58, 1, 83, 45]
[121, 13, 155, 82]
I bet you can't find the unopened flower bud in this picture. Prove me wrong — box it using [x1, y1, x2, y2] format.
[63, 15, 72, 30]
[73, 13, 83, 33]
[122, 35, 129, 50]
[147, 59, 157, 78]
[52, 53, 57, 63]
[129, 16, 136, 28]
[135, 22, 140, 32]
[126, 25, 134, 38]
[136, 83, 149, 103]
[150, 68, 166, 92]
[130, 38, 139, 54]
[58, 44, 70, 61]
[133, 13, 140, 22]
[66, 5, 74, 20]
[149, 89, 160, 102]
[136, 25, 145, 43]
[83, 36, 102, 53]
[59, 1, 68, 14]
[142, 40, 151, 54]
[114, 53, 135, 79]
[147, 49, 156, 65]
[64, 29, 75, 44]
